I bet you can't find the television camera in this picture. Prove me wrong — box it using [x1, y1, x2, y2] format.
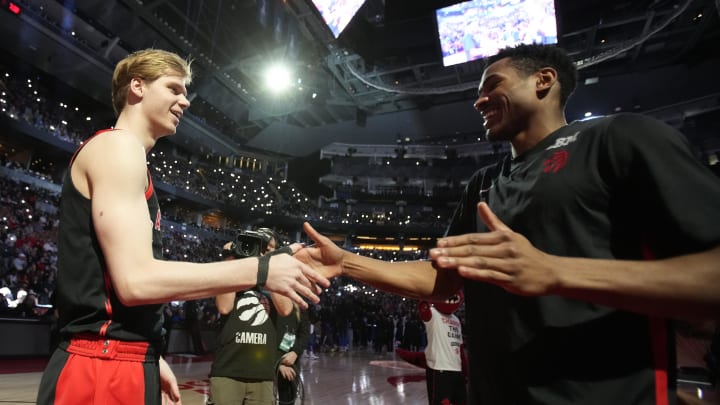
[227, 229, 274, 258]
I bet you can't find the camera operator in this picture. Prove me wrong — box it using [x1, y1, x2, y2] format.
[209, 228, 295, 405]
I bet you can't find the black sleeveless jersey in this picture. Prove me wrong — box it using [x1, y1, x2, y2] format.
[56, 129, 165, 351]
[447, 113, 720, 404]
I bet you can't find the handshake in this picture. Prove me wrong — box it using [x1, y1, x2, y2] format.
[221, 223, 344, 309]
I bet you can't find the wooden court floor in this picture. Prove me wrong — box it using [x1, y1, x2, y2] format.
[1, 341, 716, 404]
[0, 350, 430, 404]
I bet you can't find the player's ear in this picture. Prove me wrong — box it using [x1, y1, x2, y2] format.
[535, 67, 558, 100]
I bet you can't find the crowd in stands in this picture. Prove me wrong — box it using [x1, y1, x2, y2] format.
[0, 174, 60, 316]
[1, 61, 458, 231]
[327, 155, 485, 185]
[0, 65, 108, 148]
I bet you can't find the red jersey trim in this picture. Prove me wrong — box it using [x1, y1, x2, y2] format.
[145, 171, 154, 200]
[99, 271, 114, 337]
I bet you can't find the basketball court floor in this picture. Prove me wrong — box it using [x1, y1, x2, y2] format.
[0, 334, 716, 404]
[0, 350, 430, 404]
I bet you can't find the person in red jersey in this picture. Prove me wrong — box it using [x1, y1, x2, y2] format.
[36, 49, 329, 405]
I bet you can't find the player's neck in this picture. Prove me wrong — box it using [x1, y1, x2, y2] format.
[113, 113, 158, 154]
[511, 112, 567, 156]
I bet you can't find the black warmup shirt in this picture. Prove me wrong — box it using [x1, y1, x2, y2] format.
[56, 129, 165, 351]
[447, 113, 720, 404]
[210, 289, 280, 380]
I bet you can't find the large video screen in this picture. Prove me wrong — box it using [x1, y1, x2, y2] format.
[436, 0, 558, 67]
[310, 0, 366, 38]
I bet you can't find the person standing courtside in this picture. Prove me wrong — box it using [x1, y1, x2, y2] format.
[296, 43, 720, 404]
[209, 228, 293, 405]
[36, 49, 329, 405]
[275, 303, 311, 404]
[419, 292, 466, 405]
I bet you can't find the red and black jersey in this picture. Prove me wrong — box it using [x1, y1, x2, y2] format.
[56, 129, 165, 352]
[448, 113, 720, 404]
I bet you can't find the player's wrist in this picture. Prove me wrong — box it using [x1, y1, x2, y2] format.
[339, 250, 357, 277]
[545, 254, 569, 295]
[257, 255, 270, 288]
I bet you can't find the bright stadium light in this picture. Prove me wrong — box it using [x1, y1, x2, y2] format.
[264, 63, 293, 94]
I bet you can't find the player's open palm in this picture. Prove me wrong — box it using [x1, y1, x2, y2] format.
[430, 202, 561, 296]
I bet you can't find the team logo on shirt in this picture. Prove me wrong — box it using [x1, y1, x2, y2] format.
[234, 291, 270, 345]
[546, 132, 579, 150]
[542, 132, 577, 173]
[154, 209, 162, 231]
[236, 291, 270, 326]
[543, 150, 569, 173]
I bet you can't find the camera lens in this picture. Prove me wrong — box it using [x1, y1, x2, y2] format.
[240, 240, 258, 257]
[230, 230, 268, 258]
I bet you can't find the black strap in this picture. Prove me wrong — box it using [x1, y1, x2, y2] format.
[257, 255, 270, 288]
[256, 246, 293, 288]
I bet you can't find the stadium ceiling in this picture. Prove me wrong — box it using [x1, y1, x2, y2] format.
[1, 0, 719, 159]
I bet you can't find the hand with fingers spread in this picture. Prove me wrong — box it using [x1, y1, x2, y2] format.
[429, 202, 561, 296]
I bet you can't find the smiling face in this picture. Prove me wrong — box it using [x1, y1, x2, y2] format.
[112, 49, 193, 117]
[473, 57, 538, 142]
[136, 72, 190, 136]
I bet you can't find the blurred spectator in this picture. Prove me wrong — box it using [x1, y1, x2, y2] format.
[276, 304, 311, 404]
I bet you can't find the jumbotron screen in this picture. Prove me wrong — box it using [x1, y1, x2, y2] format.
[436, 0, 558, 67]
[311, 0, 366, 38]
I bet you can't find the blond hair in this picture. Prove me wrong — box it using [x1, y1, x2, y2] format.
[111, 49, 193, 116]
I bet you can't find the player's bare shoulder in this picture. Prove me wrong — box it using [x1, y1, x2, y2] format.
[72, 130, 148, 195]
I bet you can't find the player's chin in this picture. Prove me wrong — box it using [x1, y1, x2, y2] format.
[484, 126, 505, 142]
[160, 127, 178, 137]
[484, 120, 514, 142]
[165, 120, 180, 134]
